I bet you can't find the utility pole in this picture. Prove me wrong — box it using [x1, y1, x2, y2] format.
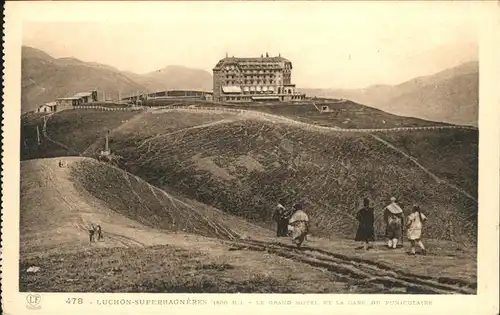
[105, 130, 110, 153]
[36, 125, 41, 145]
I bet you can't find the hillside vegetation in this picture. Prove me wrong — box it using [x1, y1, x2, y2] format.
[192, 101, 452, 129]
[19, 158, 477, 294]
[21, 157, 362, 293]
[22, 108, 478, 244]
[78, 111, 477, 244]
[20, 110, 141, 160]
[70, 158, 269, 240]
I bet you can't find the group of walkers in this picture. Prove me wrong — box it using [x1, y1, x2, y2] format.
[272, 199, 310, 248]
[355, 196, 427, 255]
[272, 196, 427, 255]
[88, 223, 103, 243]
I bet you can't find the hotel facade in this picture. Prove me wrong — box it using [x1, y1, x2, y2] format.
[212, 53, 306, 103]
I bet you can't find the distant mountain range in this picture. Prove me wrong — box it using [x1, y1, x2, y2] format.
[21, 46, 213, 113]
[22, 47, 147, 113]
[299, 61, 479, 126]
[22, 46, 478, 126]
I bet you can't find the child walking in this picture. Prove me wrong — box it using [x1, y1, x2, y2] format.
[406, 204, 427, 255]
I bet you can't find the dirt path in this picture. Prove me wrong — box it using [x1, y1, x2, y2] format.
[228, 238, 475, 294]
[21, 157, 476, 294]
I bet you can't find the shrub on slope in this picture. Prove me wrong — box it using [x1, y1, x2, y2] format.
[109, 118, 477, 244]
[70, 159, 268, 240]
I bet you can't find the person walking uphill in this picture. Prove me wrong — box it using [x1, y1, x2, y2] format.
[289, 203, 310, 248]
[272, 199, 289, 237]
[384, 197, 404, 249]
[355, 198, 375, 250]
[406, 204, 427, 255]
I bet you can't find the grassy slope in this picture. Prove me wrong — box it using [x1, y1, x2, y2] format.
[20, 113, 74, 160]
[18, 157, 373, 293]
[70, 158, 269, 240]
[20, 110, 141, 160]
[20, 245, 340, 293]
[46, 110, 141, 155]
[162, 101, 453, 129]
[19, 142, 478, 293]
[378, 129, 478, 197]
[102, 112, 477, 243]
[23, 109, 478, 244]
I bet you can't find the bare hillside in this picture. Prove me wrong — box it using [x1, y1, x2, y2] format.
[300, 61, 479, 126]
[21, 46, 149, 113]
[22, 46, 214, 112]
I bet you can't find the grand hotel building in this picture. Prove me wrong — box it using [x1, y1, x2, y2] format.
[212, 53, 306, 103]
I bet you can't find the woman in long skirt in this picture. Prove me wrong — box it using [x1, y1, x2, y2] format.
[355, 198, 375, 250]
[406, 204, 427, 255]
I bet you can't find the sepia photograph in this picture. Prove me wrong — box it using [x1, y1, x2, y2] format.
[2, 2, 499, 314]
[17, 3, 481, 295]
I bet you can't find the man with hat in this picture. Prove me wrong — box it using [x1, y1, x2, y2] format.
[384, 196, 405, 249]
[272, 198, 290, 237]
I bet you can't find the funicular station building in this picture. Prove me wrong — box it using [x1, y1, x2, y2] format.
[212, 53, 306, 103]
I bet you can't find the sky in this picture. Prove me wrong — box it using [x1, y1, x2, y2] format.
[22, 1, 480, 89]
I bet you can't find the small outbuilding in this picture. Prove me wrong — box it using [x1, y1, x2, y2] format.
[37, 101, 58, 113]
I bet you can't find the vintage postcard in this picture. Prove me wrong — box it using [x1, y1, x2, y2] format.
[2, 1, 499, 315]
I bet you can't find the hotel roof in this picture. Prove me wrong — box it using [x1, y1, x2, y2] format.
[213, 55, 292, 71]
[73, 92, 93, 98]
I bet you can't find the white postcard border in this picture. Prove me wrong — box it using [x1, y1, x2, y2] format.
[2, 2, 499, 315]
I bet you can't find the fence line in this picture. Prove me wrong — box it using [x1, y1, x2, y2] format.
[151, 106, 478, 133]
[73, 105, 143, 112]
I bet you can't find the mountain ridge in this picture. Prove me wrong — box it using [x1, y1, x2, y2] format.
[22, 46, 478, 126]
[21, 46, 213, 113]
[299, 61, 479, 126]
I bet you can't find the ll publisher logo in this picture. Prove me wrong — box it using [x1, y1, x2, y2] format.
[26, 293, 42, 310]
